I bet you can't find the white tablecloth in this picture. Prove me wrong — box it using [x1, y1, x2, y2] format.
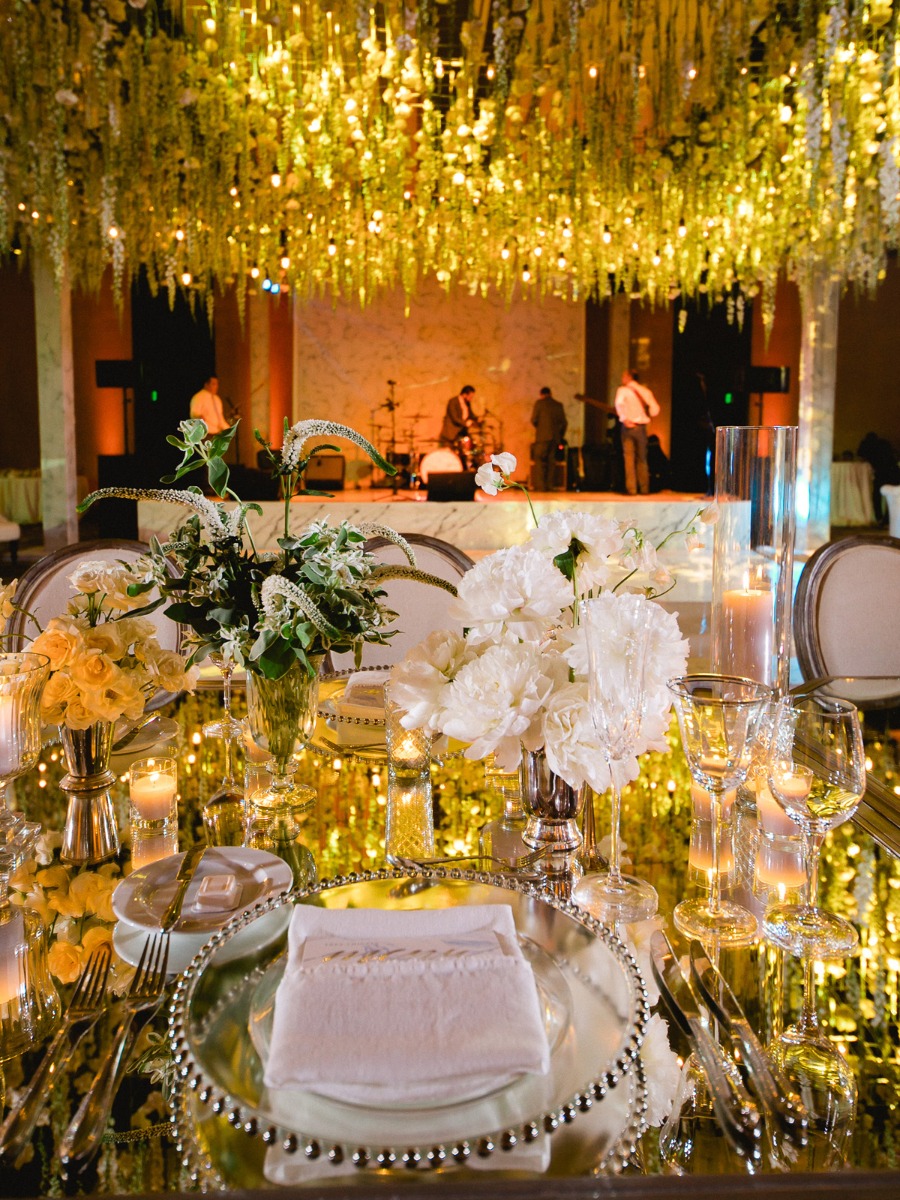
[0, 471, 41, 524]
[831, 461, 875, 526]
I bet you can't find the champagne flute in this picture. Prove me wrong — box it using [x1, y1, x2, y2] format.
[0, 652, 49, 838]
[668, 674, 772, 945]
[573, 593, 658, 923]
[764, 694, 865, 958]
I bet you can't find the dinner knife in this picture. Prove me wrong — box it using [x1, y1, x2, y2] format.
[689, 940, 809, 1153]
[160, 843, 206, 932]
[650, 930, 762, 1163]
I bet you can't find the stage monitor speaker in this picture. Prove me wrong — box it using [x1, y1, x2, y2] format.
[427, 471, 477, 502]
[95, 360, 136, 389]
[747, 365, 790, 393]
[306, 453, 345, 490]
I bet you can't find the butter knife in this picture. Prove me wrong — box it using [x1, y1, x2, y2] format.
[650, 931, 762, 1163]
[689, 940, 809, 1153]
[160, 844, 205, 931]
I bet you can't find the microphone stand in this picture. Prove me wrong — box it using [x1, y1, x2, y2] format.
[383, 380, 400, 493]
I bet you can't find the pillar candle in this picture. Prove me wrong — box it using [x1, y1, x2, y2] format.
[130, 771, 177, 820]
[688, 819, 735, 874]
[0, 696, 18, 777]
[691, 784, 736, 820]
[756, 837, 805, 889]
[721, 588, 775, 684]
[756, 782, 799, 836]
[0, 910, 25, 1005]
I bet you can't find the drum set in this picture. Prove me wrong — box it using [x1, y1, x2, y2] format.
[370, 382, 500, 490]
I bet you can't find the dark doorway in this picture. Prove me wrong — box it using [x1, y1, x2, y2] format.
[670, 294, 752, 493]
[130, 273, 215, 484]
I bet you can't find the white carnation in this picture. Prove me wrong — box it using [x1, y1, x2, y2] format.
[390, 629, 475, 732]
[448, 545, 573, 645]
[440, 642, 556, 768]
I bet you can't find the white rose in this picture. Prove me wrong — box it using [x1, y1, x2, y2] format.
[67, 561, 113, 594]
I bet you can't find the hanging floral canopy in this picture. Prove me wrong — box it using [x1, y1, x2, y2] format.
[1, 0, 898, 319]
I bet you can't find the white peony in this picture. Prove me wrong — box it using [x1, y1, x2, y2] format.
[389, 629, 475, 732]
[528, 511, 624, 591]
[448, 545, 573, 645]
[440, 641, 558, 769]
[540, 681, 616, 793]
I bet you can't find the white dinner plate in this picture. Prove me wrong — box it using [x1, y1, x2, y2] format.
[114, 902, 292, 975]
[112, 846, 293, 935]
[109, 716, 180, 767]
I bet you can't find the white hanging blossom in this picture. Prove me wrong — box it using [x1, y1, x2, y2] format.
[879, 138, 900, 237]
[282, 420, 391, 474]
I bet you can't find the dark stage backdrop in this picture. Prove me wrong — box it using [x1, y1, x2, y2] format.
[130, 273, 215, 483]
[670, 294, 752, 494]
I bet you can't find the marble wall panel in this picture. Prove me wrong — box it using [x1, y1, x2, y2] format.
[292, 279, 585, 486]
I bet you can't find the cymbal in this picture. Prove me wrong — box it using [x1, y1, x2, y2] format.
[406, 413, 428, 421]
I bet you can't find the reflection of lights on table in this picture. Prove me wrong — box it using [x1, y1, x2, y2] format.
[0, 695, 17, 776]
[131, 829, 179, 869]
[688, 819, 734, 873]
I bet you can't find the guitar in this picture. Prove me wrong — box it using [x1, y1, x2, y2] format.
[574, 393, 613, 412]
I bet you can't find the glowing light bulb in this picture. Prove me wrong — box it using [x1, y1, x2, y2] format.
[271, 172, 282, 187]
[328, 238, 337, 256]
[181, 271, 192, 286]
[250, 265, 260, 279]
[280, 254, 290, 269]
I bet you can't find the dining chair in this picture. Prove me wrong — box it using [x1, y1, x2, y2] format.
[4, 539, 182, 711]
[327, 533, 474, 672]
[793, 534, 900, 705]
[881, 484, 900, 539]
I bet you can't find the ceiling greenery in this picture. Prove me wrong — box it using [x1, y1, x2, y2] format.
[1, 0, 899, 318]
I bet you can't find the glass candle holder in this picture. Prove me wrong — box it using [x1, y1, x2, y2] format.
[712, 426, 798, 695]
[129, 757, 178, 833]
[385, 772, 435, 863]
[131, 827, 179, 870]
[384, 684, 431, 779]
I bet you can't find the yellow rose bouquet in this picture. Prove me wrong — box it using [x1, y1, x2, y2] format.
[7, 559, 196, 730]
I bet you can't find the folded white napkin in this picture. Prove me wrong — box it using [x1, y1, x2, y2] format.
[320, 670, 388, 746]
[263, 905, 551, 1106]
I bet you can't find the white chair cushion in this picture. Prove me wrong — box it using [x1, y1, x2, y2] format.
[814, 543, 900, 676]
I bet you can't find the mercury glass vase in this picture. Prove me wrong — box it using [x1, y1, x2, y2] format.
[59, 720, 120, 867]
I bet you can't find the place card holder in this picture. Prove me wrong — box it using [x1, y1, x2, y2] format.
[711, 425, 798, 695]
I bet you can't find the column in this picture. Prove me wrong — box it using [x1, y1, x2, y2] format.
[33, 258, 79, 549]
[247, 291, 270, 461]
[797, 269, 840, 553]
[608, 293, 631, 400]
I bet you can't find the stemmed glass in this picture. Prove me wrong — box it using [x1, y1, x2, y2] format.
[202, 651, 243, 740]
[668, 674, 773, 944]
[768, 957, 857, 1169]
[573, 593, 658, 922]
[0, 652, 49, 840]
[764, 694, 865, 958]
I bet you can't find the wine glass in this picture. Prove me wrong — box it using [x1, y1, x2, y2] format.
[764, 694, 865, 958]
[202, 651, 244, 740]
[668, 674, 773, 944]
[0, 652, 49, 838]
[573, 593, 658, 923]
[768, 957, 857, 1169]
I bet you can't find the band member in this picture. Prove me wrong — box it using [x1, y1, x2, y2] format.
[614, 369, 660, 495]
[440, 384, 480, 467]
[189, 375, 229, 434]
[530, 386, 567, 491]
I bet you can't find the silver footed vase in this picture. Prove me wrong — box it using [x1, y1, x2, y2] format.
[520, 749, 586, 899]
[59, 721, 120, 867]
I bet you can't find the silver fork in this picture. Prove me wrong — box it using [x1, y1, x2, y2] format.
[0, 944, 111, 1162]
[59, 932, 169, 1171]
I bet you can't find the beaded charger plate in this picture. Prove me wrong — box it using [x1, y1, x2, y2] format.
[169, 869, 649, 1187]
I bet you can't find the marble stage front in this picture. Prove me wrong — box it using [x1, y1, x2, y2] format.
[138, 488, 714, 602]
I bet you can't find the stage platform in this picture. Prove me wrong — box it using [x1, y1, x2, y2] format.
[137, 488, 714, 601]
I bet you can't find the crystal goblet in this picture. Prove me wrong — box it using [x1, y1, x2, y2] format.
[668, 674, 773, 945]
[763, 694, 865, 958]
[0, 652, 49, 837]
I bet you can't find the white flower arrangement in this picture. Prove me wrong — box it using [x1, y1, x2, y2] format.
[4, 560, 197, 730]
[391, 455, 715, 790]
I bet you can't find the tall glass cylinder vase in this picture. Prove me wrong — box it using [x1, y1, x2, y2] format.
[712, 426, 798, 696]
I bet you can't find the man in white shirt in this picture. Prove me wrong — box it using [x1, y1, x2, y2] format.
[189, 375, 229, 434]
[614, 369, 660, 495]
